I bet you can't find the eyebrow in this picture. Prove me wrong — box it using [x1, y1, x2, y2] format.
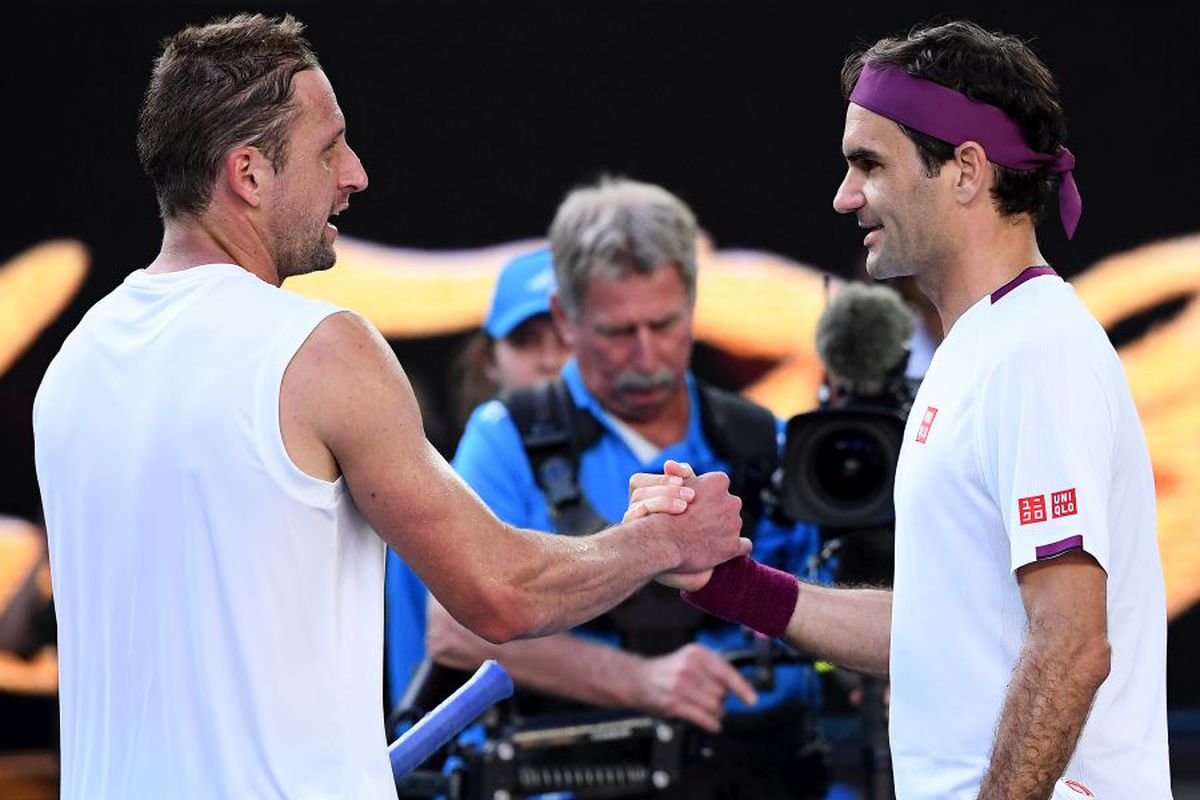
[324, 127, 346, 150]
[844, 146, 883, 165]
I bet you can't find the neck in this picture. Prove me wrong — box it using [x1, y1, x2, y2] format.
[147, 205, 280, 286]
[916, 217, 1046, 335]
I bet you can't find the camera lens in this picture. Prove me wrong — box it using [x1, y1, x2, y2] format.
[811, 427, 887, 504]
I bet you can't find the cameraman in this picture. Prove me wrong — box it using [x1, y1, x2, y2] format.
[428, 177, 829, 798]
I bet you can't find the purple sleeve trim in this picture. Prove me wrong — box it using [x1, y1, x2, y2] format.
[1035, 534, 1085, 561]
[680, 556, 799, 639]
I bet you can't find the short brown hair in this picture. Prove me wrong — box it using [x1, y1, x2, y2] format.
[841, 20, 1067, 224]
[136, 13, 320, 219]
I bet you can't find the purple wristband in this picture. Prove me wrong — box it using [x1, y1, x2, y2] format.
[680, 556, 799, 638]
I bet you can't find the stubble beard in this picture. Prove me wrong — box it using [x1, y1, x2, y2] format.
[274, 221, 337, 281]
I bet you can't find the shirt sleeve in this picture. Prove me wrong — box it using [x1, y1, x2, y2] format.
[452, 399, 542, 529]
[977, 334, 1115, 573]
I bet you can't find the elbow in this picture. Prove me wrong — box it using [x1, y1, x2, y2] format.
[461, 583, 543, 645]
[1079, 637, 1112, 691]
[425, 597, 499, 668]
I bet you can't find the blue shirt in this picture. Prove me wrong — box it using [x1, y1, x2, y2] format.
[383, 554, 427, 712]
[451, 359, 824, 715]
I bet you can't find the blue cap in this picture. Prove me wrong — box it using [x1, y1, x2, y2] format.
[484, 248, 556, 339]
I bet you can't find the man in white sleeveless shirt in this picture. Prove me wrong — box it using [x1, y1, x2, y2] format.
[669, 20, 1170, 800]
[32, 14, 744, 799]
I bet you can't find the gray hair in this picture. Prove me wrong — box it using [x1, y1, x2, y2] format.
[816, 282, 915, 397]
[548, 177, 698, 319]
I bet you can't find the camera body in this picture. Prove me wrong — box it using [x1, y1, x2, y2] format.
[777, 376, 918, 530]
[779, 403, 907, 529]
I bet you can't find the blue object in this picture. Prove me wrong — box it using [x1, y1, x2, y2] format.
[452, 359, 828, 714]
[483, 248, 556, 339]
[384, 552, 429, 717]
[389, 660, 514, 779]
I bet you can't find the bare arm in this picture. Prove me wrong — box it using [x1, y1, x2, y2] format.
[631, 466, 892, 675]
[978, 551, 1110, 800]
[426, 596, 756, 733]
[781, 583, 892, 677]
[281, 312, 748, 644]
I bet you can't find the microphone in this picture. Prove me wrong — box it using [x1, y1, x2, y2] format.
[815, 283, 915, 400]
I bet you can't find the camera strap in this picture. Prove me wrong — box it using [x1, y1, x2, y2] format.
[501, 378, 608, 536]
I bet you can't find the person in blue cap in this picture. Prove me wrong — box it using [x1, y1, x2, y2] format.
[384, 247, 571, 713]
[451, 247, 572, 430]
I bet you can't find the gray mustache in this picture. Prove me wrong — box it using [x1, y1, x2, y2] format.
[613, 369, 675, 393]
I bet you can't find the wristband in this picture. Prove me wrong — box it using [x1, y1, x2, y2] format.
[680, 556, 799, 638]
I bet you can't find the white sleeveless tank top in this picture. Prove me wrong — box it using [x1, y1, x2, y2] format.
[34, 264, 395, 798]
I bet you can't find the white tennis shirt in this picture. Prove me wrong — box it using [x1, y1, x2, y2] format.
[889, 268, 1170, 799]
[34, 264, 395, 798]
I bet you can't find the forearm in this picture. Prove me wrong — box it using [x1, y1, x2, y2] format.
[783, 583, 892, 677]
[495, 515, 684, 639]
[978, 631, 1110, 799]
[427, 598, 645, 707]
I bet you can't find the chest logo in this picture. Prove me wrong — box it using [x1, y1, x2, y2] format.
[1018, 494, 1048, 525]
[1051, 488, 1079, 519]
[915, 406, 938, 444]
[1062, 779, 1095, 796]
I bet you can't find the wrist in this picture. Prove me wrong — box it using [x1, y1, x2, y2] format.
[681, 556, 799, 638]
[618, 513, 684, 577]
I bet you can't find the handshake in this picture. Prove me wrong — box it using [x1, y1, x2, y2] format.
[624, 459, 800, 640]
[622, 459, 734, 592]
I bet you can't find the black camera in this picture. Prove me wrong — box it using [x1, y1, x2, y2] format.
[778, 401, 908, 529]
[776, 282, 920, 531]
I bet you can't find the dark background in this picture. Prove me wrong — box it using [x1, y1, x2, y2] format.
[2, 0, 1198, 739]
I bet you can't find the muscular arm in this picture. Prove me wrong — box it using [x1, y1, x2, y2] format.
[978, 550, 1110, 800]
[281, 312, 747, 644]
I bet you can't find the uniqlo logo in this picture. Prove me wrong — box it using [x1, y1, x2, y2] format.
[1019, 495, 1047, 525]
[1051, 488, 1078, 519]
[915, 406, 938, 444]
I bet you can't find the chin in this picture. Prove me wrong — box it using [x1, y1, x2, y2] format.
[279, 246, 337, 280]
[865, 253, 911, 282]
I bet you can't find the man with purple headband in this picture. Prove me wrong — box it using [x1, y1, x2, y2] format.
[656, 20, 1171, 799]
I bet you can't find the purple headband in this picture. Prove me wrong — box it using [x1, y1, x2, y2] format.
[850, 62, 1081, 239]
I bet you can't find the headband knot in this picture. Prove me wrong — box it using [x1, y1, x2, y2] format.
[850, 62, 1081, 240]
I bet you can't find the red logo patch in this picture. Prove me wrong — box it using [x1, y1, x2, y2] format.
[1051, 488, 1078, 519]
[1019, 495, 1047, 525]
[1063, 779, 1094, 796]
[915, 406, 938, 444]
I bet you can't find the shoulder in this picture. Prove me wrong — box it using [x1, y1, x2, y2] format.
[984, 283, 1115, 384]
[294, 310, 391, 373]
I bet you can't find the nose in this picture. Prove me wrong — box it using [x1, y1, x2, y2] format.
[833, 169, 863, 215]
[536, 339, 562, 375]
[632, 325, 658, 372]
[341, 145, 369, 194]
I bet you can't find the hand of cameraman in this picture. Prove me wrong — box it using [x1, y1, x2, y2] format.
[630, 642, 758, 733]
[624, 461, 717, 592]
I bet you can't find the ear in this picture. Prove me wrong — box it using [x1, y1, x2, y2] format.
[549, 293, 577, 348]
[222, 145, 272, 209]
[952, 140, 991, 207]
